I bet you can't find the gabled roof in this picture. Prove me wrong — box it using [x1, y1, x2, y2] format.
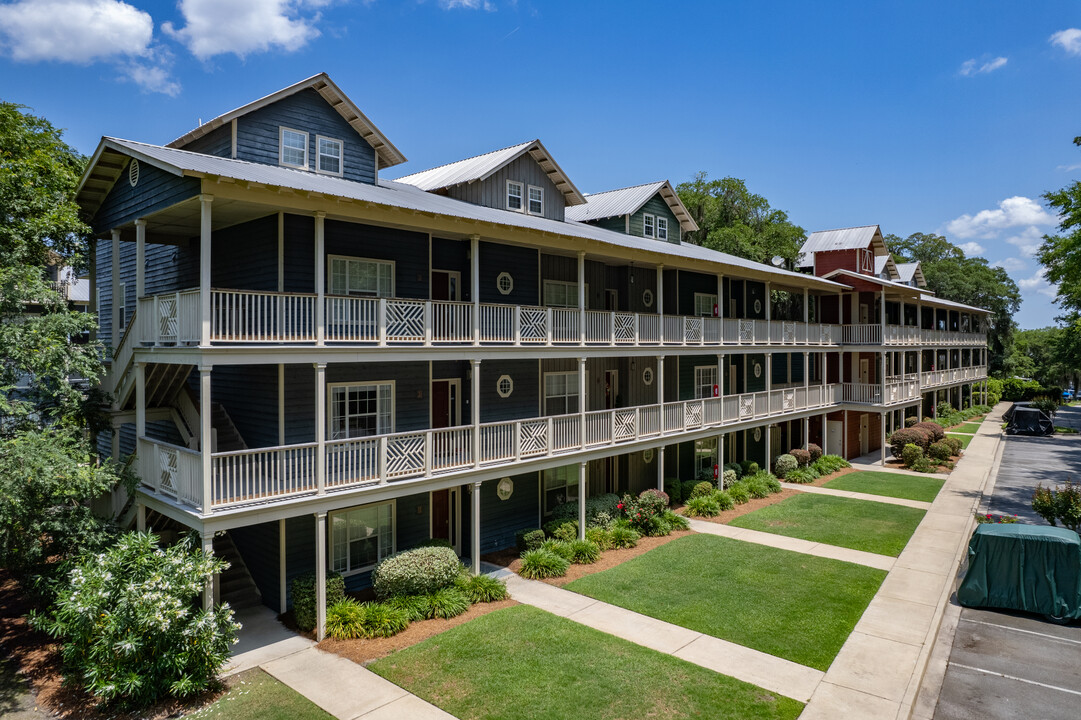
[874, 254, 900, 281]
[799, 225, 889, 261]
[565, 181, 699, 233]
[896, 262, 926, 288]
[822, 268, 989, 314]
[166, 73, 406, 170]
[394, 140, 586, 206]
[75, 137, 849, 292]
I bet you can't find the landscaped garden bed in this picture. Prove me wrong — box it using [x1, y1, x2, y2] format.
[564, 534, 885, 671]
[823, 470, 945, 503]
[369, 604, 805, 720]
[944, 432, 974, 449]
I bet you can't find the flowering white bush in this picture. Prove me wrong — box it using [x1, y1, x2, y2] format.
[37, 532, 240, 708]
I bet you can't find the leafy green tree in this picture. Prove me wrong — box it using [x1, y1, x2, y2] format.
[1037, 136, 1081, 313]
[677, 172, 806, 266]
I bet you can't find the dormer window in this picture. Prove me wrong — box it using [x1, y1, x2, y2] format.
[643, 214, 655, 238]
[657, 217, 668, 241]
[280, 127, 308, 169]
[528, 186, 544, 215]
[507, 181, 523, 211]
[317, 136, 343, 175]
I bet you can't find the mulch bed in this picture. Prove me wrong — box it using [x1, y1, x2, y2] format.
[0, 570, 223, 720]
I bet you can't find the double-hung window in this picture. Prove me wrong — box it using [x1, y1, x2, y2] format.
[280, 127, 308, 169]
[643, 214, 655, 238]
[544, 372, 579, 415]
[317, 136, 343, 175]
[117, 282, 127, 330]
[331, 503, 394, 574]
[329, 382, 393, 440]
[694, 437, 717, 477]
[542, 465, 579, 516]
[507, 181, 523, 211]
[543, 280, 584, 308]
[694, 366, 718, 399]
[528, 186, 544, 215]
[329, 256, 393, 297]
[657, 217, 669, 240]
[694, 293, 718, 317]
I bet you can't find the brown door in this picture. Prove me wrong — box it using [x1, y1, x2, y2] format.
[432, 381, 451, 429]
[432, 271, 450, 301]
[432, 489, 450, 543]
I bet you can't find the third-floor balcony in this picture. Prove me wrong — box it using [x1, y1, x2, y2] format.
[840, 323, 986, 347]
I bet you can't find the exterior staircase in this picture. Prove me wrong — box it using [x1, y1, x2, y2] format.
[211, 402, 247, 452]
[213, 532, 263, 610]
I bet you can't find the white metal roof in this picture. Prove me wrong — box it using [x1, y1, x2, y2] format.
[78, 137, 849, 291]
[565, 181, 699, 233]
[896, 262, 926, 287]
[393, 139, 586, 207]
[873, 255, 900, 281]
[165, 73, 407, 170]
[800, 225, 888, 256]
[822, 269, 989, 313]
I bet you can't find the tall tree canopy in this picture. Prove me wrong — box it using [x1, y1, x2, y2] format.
[676, 172, 806, 266]
[886, 232, 1021, 376]
[1037, 136, 1081, 313]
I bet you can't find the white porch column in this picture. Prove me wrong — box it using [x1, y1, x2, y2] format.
[200, 366, 212, 511]
[657, 356, 665, 405]
[315, 512, 327, 641]
[718, 435, 725, 484]
[578, 251, 586, 345]
[804, 416, 810, 449]
[717, 274, 724, 319]
[578, 462, 587, 540]
[135, 361, 146, 438]
[880, 289, 886, 342]
[718, 354, 725, 396]
[657, 265, 664, 342]
[277, 212, 285, 292]
[279, 518, 287, 614]
[471, 359, 481, 464]
[471, 481, 482, 575]
[804, 352, 810, 390]
[470, 235, 480, 345]
[136, 503, 146, 532]
[315, 363, 326, 494]
[803, 287, 810, 326]
[657, 446, 665, 491]
[110, 228, 121, 351]
[201, 530, 215, 610]
[881, 350, 887, 404]
[578, 357, 587, 448]
[766, 352, 772, 393]
[199, 195, 213, 346]
[880, 411, 886, 465]
[315, 212, 326, 346]
[765, 281, 772, 337]
[135, 219, 146, 298]
[765, 424, 772, 472]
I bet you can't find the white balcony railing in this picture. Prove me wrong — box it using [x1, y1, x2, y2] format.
[137, 383, 843, 512]
[841, 323, 986, 347]
[921, 366, 988, 388]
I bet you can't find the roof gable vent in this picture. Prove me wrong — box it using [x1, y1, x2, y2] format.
[128, 158, 140, 188]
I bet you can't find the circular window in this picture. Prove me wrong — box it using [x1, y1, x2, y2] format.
[753, 427, 762, 442]
[497, 477, 514, 501]
[642, 288, 654, 308]
[642, 367, 654, 385]
[753, 298, 762, 314]
[496, 272, 514, 295]
[754, 362, 762, 378]
[128, 158, 140, 188]
[496, 374, 514, 398]
[643, 448, 655, 464]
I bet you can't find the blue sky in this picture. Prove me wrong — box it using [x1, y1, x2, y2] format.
[1, 0, 1079, 328]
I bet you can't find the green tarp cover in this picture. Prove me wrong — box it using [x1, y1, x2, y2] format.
[958, 524, 1081, 619]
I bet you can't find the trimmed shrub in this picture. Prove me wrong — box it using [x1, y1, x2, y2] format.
[325, 598, 367, 639]
[519, 549, 570, 579]
[293, 571, 346, 632]
[721, 469, 737, 489]
[664, 478, 682, 504]
[789, 448, 811, 467]
[714, 490, 735, 511]
[540, 539, 575, 560]
[568, 539, 601, 564]
[890, 427, 931, 458]
[551, 493, 621, 526]
[455, 573, 508, 603]
[327, 600, 410, 639]
[913, 421, 945, 443]
[904, 416, 918, 428]
[424, 586, 470, 619]
[690, 481, 715, 499]
[552, 522, 579, 543]
[944, 436, 963, 455]
[786, 466, 820, 484]
[663, 510, 690, 531]
[911, 455, 937, 473]
[724, 462, 743, 480]
[417, 537, 453, 549]
[745, 474, 772, 499]
[682, 480, 700, 503]
[585, 526, 613, 550]
[372, 546, 460, 599]
[928, 441, 952, 462]
[515, 528, 546, 552]
[807, 443, 823, 462]
[385, 594, 429, 622]
[901, 443, 923, 468]
[685, 494, 722, 517]
[739, 460, 760, 475]
[728, 483, 750, 504]
[774, 454, 798, 479]
[620, 488, 670, 533]
[1032, 395, 1059, 418]
[936, 403, 955, 417]
[1033, 480, 1081, 532]
[812, 454, 851, 475]
[608, 525, 639, 548]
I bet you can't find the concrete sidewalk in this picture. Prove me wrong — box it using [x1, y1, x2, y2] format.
[779, 481, 933, 510]
[503, 574, 824, 702]
[799, 403, 1006, 720]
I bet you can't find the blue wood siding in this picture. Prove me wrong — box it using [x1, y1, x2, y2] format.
[478, 359, 539, 422]
[746, 354, 767, 393]
[231, 520, 282, 611]
[772, 353, 788, 386]
[184, 124, 232, 157]
[283, 214, 315, 292]
[678, 355, 717, 401]
[479, 241, 538, 305]
[92, 159, 200, 234]
[229, 88, 377, 185]
[662, 268, 678, 314]
[477, 472, 539, 553]
[212, 215, 279, 291]
[446, 153, 566, 222]
[746, 280, 766, 320]
[325, 220, 429, 299]
[629, 194, 681, 244]
[396, 492, 432, 551]
[745, 426, 766, 467]
[677, 270, 717, 316]
[212, 364, 280, 448]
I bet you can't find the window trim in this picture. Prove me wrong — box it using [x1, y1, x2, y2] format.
[694, 365, 718, 399]
[496, 271, 514, 295]
[117, 281, 127, 330]
[643, 213, 655, 238]
[543, 279, 587, 308]
[506, 180, 524, 212]
[327, 254, 395, 297]
[329, 501, 396, 576]
[496, 374, 514, 398]
[326, 380, 396, 441]
[657, 216, 669, 241]
[315, 134, 344, 177]
[543, 370, 580, 416]
[527, 185, 544, 216]
[279, 126, 309, 170]
[542, 465, 580, 516]
[693, 292, 718, 318]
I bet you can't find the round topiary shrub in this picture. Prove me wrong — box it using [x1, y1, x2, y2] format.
[515, 528, 546, 552]
[774, 454, 798, 479]
[890, 427, 931, 458]
[904, 416, 918, 428]
[914, 422, 945, 443]
[945, 436, 963, 455]
[789, 448, 811, 467]
[721, 469, 737, 488]
[901, 443, 924, 468]
[690, 481, 714, 499]
[372, 546, 461, 599]
[519, 549, 570, 579]
[928, 441, 952, 462]
[807, 443, 823, 462]
[724, 462, 743, 480]
[682, 480, 700, 503]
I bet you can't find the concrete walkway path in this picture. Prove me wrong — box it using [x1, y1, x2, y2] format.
[779, 481, 933, 510]
[799, 403, 1007, 720]
[848, 459, 950, 480]
[503, 574, 824, 702]
[687, 518, 897, 572]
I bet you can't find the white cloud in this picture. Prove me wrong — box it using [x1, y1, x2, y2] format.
[959, 56, 1008, 76]
[122, 60, 181, 97]
[944, 196, 1057, 239]
[440, 0, 496, 8]
[163, 0, 327, 60]
[957, 241, 985, 256]
[991, 257, 1027, 272]
[0, 0, 152, 63]
[1002, 225, 1046, 258]
[1018, 268, 1058, 298]
[1050, 28, 1081, 56]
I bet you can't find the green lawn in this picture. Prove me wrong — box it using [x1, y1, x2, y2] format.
[823, 470, 944, 503]
[946, 432, 974, 449]
[370, 604, 803, 720]
[729, 494, 925, 557]
[946, 422, 982, 434]
[565, 534, 885, 671]
[184, 668, 332, 720]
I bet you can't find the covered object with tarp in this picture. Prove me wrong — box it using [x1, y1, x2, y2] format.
[958, 524, 1081, 621]
[1005, 406, 1054, 436]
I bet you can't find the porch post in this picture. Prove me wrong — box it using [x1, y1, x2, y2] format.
[136, 503, 146, 532]
[471, 359, 481, 465]
[766, 352, 772, 393]
[717, 274, 723, 320]
[315, 363, 326, 494]
[578, 462, 587, 540]
[199, 195, 213, 346]
[200, 366, 212, 511]
[279, 518, 287, 614]
[578, 251, 586, 345]
[657, 446, 665, 491]
[804, 352, 810, 390]
[765, 424, 772, 473]
[135, 361, 146, 439]
[657, 265, 664, 342]
[315, 212, 325, 346]
[578, 357, 587, 449]
[201, 530, 215, 610]
[804, 416, 810, 450]
[881, 350, 887, 404]
[803, 287, 810, 326]
[880, 411, 886, 465]
[765, 281, 771, 338]
[471, 481, 482, 575]
[315, 512, 327, 641]
[718, 434, 725, 484]
[657, 356, 665, 405]
[135, 219, 146, 298]
[88, 238, 97, 343]
[880, 289, 886, 342]
[110, 228, 121, 352]
[471, 235, 480, 345]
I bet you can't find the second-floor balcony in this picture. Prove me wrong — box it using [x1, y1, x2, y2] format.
[841, 323, 986, 347]
[840, 366, 988, 406]
[921, 366, 988, 387]
[136, 383, 843, 514]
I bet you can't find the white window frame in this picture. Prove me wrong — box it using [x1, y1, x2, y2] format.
[330, 502, 395, 576]
[657, 217, 669, 241]
[527, 185, 544, 216]
[496, 374, 514, 398]
[506, 181, 524, 212]
[117, 281, 127, 330]
[543, 279, 587, 308]
[543, 371, 580, 416]
[542, 465, 579, 516]
[315, 135, 344, 176]
[327, 380, 395, 440]
[328, 255, 395, 297]
[694, 437, 718, 475]
[643, 213, 655, 238]
[279, 127, 308, 169]
[694, 293, 718, 317]
[496, 272, 514, 295]
[694, 365, 718, 399]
